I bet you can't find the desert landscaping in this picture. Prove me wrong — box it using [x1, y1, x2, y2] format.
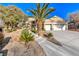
[0, 3, 79, 56]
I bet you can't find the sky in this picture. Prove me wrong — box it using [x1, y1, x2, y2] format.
[0, 3, 79, 21]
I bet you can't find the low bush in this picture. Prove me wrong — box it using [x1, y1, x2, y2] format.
[31, 28, 37, 33]
[20, 29, 34, 45]
[44, 32, 53, 38]
[47, 32, 53, 37]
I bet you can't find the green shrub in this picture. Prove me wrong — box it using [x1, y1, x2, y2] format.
[31, 28, 37, 33]
[20, 29, 34, 45]
[47, 32, 53, 37]
[44, 32, 53, 38]
[5, 28, 16, 32]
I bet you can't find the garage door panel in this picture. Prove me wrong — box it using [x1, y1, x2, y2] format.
[44, 25, 51, 31]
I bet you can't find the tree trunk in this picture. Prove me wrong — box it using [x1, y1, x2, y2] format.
[37, 19, 44, 36]
[42, 21, 45, 31]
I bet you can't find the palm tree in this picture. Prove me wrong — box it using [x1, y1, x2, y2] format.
[27, 3, 55, 36]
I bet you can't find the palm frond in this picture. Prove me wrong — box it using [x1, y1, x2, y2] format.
[27, 3, 55, 19]
[44, 8, 55, 18]
[40, 3, 49, 17]
[36, 3, 41, 17]
[27, 9, 37, 17]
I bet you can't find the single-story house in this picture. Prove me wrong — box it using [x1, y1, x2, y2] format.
[27, 16, 68, 31]
[44, 16, 67, 31]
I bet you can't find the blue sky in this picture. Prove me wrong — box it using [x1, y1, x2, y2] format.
[0, 3, 79, 21]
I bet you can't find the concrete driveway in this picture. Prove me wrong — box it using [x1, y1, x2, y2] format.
[53, 31, 79, 48]
[35, 31, 79, 56]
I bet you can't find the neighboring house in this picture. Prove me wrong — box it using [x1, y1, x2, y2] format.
[44, 16, 67, 31]
[68, 13, 79, 30]
[27, 16, 67, 31]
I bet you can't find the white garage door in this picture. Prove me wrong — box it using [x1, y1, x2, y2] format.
[44, 25, 51, 31]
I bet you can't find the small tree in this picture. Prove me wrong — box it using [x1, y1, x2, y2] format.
[0, 5, 27, 32]
[20, 29, 34, 45]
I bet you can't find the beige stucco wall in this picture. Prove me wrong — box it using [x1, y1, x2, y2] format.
[44, 24, 67, 31]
